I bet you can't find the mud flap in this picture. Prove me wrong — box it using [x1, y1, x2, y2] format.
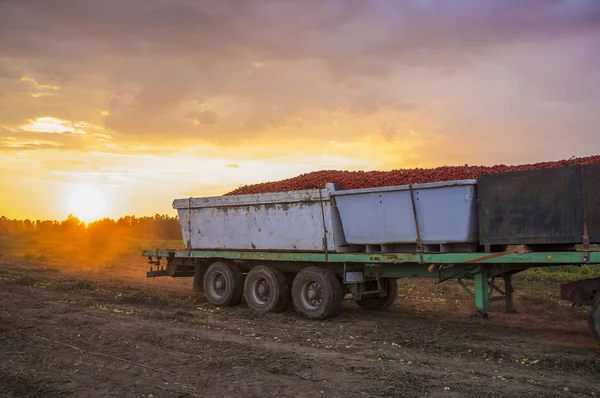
[192, 261, 205, 293]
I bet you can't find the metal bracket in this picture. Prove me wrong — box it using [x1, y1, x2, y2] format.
[318, 187, 329, 263]
[408, 184, 424, 263]
[457, 278, 475, 300]
[147, 256, 161, 266]
[348, 283, 363, 300]
[146, 255, 165, 277]
[458, 272, 517, 313]
[583, 215, 590, 264]
[187, 197, 192, 256]
[348, 277, 385, 300]
[363, 263, 382, 278]
[369, 277, 384, 296]
[581, 165, 590, 264]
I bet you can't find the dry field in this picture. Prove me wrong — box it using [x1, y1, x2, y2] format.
[1, 236, 599, 397]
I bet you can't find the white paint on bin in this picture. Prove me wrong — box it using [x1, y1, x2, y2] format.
[173, 188, 349, 251]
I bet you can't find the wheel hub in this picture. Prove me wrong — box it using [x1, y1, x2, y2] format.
[213, 274, 226, 296]
[307, 282, 322, 306]
[257, 280, 270, 299]
[250, 277, 271, 305]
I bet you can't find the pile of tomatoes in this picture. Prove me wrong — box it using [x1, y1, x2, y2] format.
[225, 155, 600, 195]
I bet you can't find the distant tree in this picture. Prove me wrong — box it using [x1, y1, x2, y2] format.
[0, 214, 182, 241]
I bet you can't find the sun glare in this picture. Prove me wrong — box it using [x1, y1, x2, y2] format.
[69, 186, 107, 222]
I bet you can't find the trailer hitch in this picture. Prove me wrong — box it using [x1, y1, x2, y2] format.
[147, 256, 161, 266]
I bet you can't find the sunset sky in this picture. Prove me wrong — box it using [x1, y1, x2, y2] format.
[1, 0, 599, 221]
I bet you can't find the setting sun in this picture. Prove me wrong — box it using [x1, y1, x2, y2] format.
[69, 186, 107, 222]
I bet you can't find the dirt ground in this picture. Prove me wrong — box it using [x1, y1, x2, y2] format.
[1, 247, 599, 398]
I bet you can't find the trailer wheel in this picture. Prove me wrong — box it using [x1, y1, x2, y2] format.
[203, 261, 244, 307]
[244, 265, 289, 313]
[356, 278, 398, 311]
[292, 267, 343, 320]
[589, 296, 600, 344]
[329, 273, 346, 303]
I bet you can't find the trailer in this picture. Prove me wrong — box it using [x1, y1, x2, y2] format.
[143, 165, 600, 342]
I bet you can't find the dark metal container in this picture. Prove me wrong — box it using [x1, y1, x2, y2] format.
[583, 162, 600, 243]
[478, 164, 599, 245]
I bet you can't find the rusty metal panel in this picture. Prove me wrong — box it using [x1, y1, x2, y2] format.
[560, 277, 600, 306]
[478, 164, 600, 245]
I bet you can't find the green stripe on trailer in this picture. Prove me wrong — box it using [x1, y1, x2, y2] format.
[142, 249, 600, 265]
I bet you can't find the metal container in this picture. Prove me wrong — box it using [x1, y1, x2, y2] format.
[478, 164, 600, 245]
[330, 180, 478, 245]
[173, 188, 350, 251]
[583, 163, 600, 243]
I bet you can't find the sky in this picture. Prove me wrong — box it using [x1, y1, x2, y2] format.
[0, 0, 599, 221]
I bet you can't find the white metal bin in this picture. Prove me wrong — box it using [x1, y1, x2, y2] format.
[331, 180, 478, 245]
[173, 188, 349, 251]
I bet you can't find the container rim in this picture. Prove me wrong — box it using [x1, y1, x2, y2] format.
[330, 179, 477, 196]
[173, 188, 330, 209]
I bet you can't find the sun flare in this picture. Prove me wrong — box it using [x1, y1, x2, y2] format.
[69, 186, 107, 222]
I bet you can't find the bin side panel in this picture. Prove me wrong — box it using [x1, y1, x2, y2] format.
[334, 182, 478, 245]
[334, 191, 416, 245]
[177, 200, 337, 251]
[416, 184, 479, 243]
[478, 167, 584, 245]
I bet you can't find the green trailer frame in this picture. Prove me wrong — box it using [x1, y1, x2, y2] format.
[143, 246, 600, 317]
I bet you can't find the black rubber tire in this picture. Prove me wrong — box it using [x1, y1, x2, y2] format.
[203, 261, 244, 307]
[588, 295, 600, 344]
[356, 278, 398, 311]
[292, 267, 343, 320]
[328, 272, 345, 303]
[244, 265, 289, 313]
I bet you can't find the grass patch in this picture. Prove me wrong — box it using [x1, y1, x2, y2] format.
[518, 265, 600, 283]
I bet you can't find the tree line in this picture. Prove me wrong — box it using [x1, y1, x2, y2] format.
[0, 214, 183, 241]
